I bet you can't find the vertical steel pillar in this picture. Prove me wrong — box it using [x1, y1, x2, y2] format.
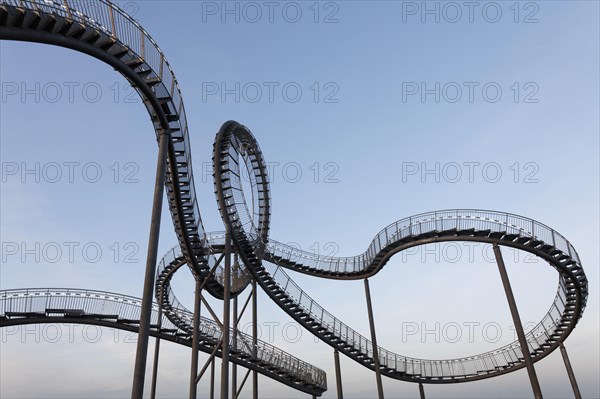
[333, 349, 343, 399]
[364, 278, 384, 399]
[150, 337, 161, 399]
[132, 131, 170, 399]
[150, 309, 162, 399]
[493, 243, 543, 399]
[252, 279, 258, 399]
[232, 293, 238, 396]
[221, 231, 231, 399]
[418, 383, 425, 399]
[560, 343, 582, 399]
[189, 277, 202, 399]
[210, 358, 215, 399]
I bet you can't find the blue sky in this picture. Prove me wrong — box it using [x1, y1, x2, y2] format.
[1, 1, 598, 398]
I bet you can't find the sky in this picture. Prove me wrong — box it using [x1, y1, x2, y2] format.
[0, 0, 599, 398]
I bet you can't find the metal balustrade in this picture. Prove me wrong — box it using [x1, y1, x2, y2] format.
[1, 0, 212, 284]
[264, 210, 582, 277]
[0, 1, 325, 391]
[0, 288, 327, 391]
[151, 243, 327, 391]
[1, 0, 588, 391]
[241, 209, 586, 382]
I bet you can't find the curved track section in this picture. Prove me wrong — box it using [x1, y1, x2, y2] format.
[0, 288, 327, 395]
[256, 211, 587, 383]
[155, 237, 250, 333]
[263, 211, 584, 280]
[213, 123, 588, 384]
[213, 121, 271, 261]
[0, 0, 228, 298]
[1, 0, 589, 391]
[0, 1, 325, 393]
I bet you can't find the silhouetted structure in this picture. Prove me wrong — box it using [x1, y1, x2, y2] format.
[0, 2, 587, 399]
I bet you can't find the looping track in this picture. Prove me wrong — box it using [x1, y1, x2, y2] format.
[204, 122, 589, 384]
[0, 0, 588, 394]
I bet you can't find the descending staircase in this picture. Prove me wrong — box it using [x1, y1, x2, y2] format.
[154, 238, 252, 336]
[0, 0, 230, 298]
[203, 122, 588, 383]
[207, 130, 589, 385]
[244, 211, 587, 383]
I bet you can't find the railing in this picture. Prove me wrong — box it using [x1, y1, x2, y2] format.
[2, 1, 586, 384]
[0, 288, 327, 389]
[153, 210, 583, 380]
[264, 209, 582, 275]
[0, 288, 169, 328]
[154, 244, 325, 388]
[4, 0, 186, 142]
[254, 209, 587, 380]
[156, 233, 251, 302]
[2, 0, 208, 267]
[262, 259, 571, 379]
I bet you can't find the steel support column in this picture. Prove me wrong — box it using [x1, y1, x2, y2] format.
[418, 383, 425, 399]
[232, 295, 238, 395]
[150, 309, 162, 399]
[221, 231, 231, 399]
[232, 259, 238, 396]
[150, 337, 161, 399]
[131, 130, 170, 399]
[195, 340, 223, 385]
[189, 277, 202, 399]
[252, 279, 258, 399]
[210, 358, 215, 399]
[334, 349, 343, 399]
[560, 343, 582, 399]
[493, 243, 543, 399]
[364, 278, 384, 399]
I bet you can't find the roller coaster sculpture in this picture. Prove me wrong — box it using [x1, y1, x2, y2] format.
[0, 1, 588, 398]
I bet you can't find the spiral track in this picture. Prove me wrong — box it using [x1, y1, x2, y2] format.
[0, 0, 588, 394]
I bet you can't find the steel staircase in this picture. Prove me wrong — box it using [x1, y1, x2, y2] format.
[0, 1, 325, 393]
[0, 288, 327, 395]
[0, 0, 231, 298]
[240, 211, 587, 383]
[208, 122, 588, 383]
[209, 139, 589, 380]
[1, 0, 588, 391]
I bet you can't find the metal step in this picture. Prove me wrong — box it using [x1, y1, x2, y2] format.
[125, 57, 144, 69]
